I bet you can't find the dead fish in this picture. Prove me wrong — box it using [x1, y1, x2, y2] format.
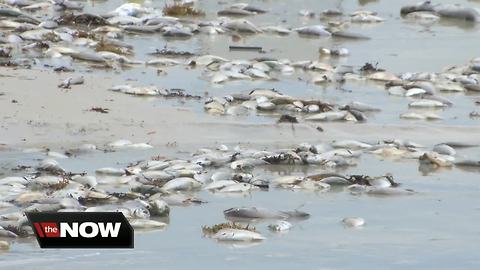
[433, 144, 456, 156]
[148, 199, 170, 217]
[296, 180, 331, 191]
[405, 11, 440, 22]
[110, 85, 161, 96]
[38, 159, 64, 173]
[224, 207, 288, 221]
[249, 88, 286, 99]
[71, 175, 97, 188]
[400, 112, 442, 120]
[213, 228, 265, 242]
[216, 183, 258, 193]
[368, 177, 392, 188]
[435, 81, 464, 92]
[20, 29, 58, 41]
[230, 3, 267, 14]
[279, 209, 310, 220]
[351, 13, 384, 23]
[464, 84, 480, 92]
[194, 55, 229, 66]
[368, 72, 400, 82]
[97, 52, 143, 65]
[273, 176, 304, 186]
[38, 20, 58, 29]
[346, 109, 367, 122]
[331, 31, 370, 40]
[400, 1, 436, 15]
[246, 68, 270, 79]
[68, 51, 107, 64]
[204, 180, 237, 191]
[15, 191, 45, 204]
[256, 101, 276, 111]
[366, 187, 415, 196]
[58, 76, 84, 88]
[107, 16, 143, 25]
[122, 25, 162, 33]
[294, 25, 331, 37]
[0, 229, 17, 239]
[261, 26, 291, 35]
[0, 6, 39, 23]
[146, 58, 182, 66]
[454, 160, 480, 167]
[388, 86, 407, 96]
[30, 175, 65, 188]
[405, 88, 427, 97]
[409, 100, 446, 108]
[419, 152, 453, 167]
[161, 177, 202, 191]
[322, 9, 343, 16]
[341, 101, 380, 112]
[342, 217, 365, 227]
[95, 167, 125, 176]
[319, 47, 349, 56]
[332, 140, 372, 150]
[53, 0, 84, 11]
[0, 176, 27, 186]
[224, 207, 309, 221]
[305, 111, 352, 122]
[221, 19, 262, 33]
[230, 158, 267, 170]
[5, 0, 34, 7]
[129, 219, 167, 229]
[320, 176, 351, 186]
[299, 9, 315, 17]
[435, 5, 480, 22]
[268, 220, 292, 232]
[110, 3, 149, 17]
[218, 8, 256, 16]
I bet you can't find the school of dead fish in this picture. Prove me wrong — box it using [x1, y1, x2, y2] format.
[0, 136, 479, 248]
[0, 0, 480, 250]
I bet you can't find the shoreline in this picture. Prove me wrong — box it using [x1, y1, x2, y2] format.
[1, 68, 479, 151]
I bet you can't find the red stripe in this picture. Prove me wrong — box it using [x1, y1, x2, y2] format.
[33, 223, 45, 238]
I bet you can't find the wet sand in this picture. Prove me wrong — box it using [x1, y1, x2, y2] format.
[2, 68, 480, 151]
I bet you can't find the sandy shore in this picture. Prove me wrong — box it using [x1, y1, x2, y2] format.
[1, 67, 480, 151]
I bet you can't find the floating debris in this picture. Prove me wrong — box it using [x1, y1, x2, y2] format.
[89, 107, 109, 114]
[277, 114, 298, 123]
[229, 46, 263, 52]
[149, 48, 195, 57]
[163, 3, 205, 17]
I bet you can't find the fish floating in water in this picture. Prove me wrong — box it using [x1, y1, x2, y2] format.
[1, 135, 478, 250]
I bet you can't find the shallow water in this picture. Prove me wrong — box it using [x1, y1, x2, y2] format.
[1, 0, 480, 268]
[0, 143, 480, 269]
[20, 0, 480, 127]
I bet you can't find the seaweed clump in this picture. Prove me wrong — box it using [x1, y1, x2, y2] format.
[163, 2, 205, 17]
[202, 223, 256, 236]
[359, 62, 384, 73]
[48, 178, 70, 190]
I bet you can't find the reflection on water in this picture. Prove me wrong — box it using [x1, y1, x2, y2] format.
[1, 0, 480, 268]
[17, 0, 478, 127]
[0, 143, 479, 268]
